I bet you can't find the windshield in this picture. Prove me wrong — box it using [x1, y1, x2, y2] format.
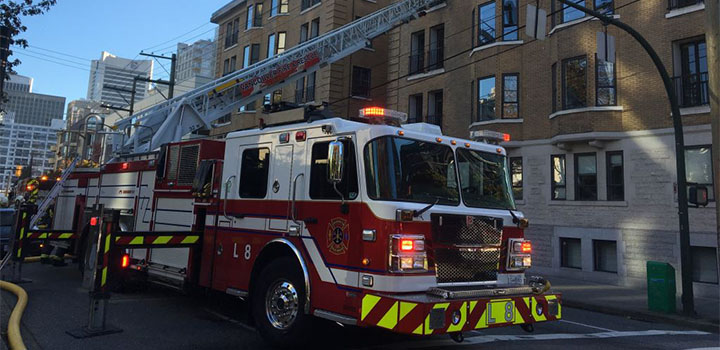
[364, 136, 459, 205]
[456, 148, 516, 210]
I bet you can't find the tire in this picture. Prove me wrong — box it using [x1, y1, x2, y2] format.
[251, 256, 312, 348]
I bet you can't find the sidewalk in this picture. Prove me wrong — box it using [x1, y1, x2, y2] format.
[545, 274, 720, 333]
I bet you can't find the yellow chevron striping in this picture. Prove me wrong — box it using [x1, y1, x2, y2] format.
[153, 236, 173, 244]
[59, 233, 73, 239]
[469, 300, 477, 315]
[129, 236, 144, 245]
[377, 301, 399, 330]
[104, 234, 111, 253]
[412, 323, 423, 335]
[533, 297, 547, 322]
[39, 233, 48, 239]
[101, 267, 108, 286]
[361, 295, 381, 321]
[181, 236, 199, 244]
[399, 302, 417, 321]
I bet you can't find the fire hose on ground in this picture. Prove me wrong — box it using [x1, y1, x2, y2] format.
[0, 280, 28, 350]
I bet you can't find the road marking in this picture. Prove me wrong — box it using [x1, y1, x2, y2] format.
[559, 319, 616, 332]
[391, 330, 711, 348]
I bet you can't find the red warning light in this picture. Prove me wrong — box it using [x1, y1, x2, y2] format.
[361, 107, 385, 117]
[503, 133, 511, 142]
[121, 162, 129, 170]
[121, 254, 130, 268]
[90, 217, 98, 226]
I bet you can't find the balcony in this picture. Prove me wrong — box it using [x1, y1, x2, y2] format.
[673, 72, 709, 108]
[668, 0, 703, 9]
[408, 48, 444, 76]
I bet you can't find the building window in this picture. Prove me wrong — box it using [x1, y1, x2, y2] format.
[551, 154, 566, 200]
[551, 63, 557, 112]
[300, 23, 309, 43]
[511, 157, 523, 200]
[409, 30, 425, 75]
[351, 66, 371, 98]
[561, 238, 581, 269]
[310, 18, 320, 38]
[306, 72, 316, 102]
[225, 19, 239, 48]
[674, 39, 708, 108]
[246, 5, 254, 30]
[595, 0, 614, 14]
[596, 56, 616, 106]
[267, 33, 276, 58]
[685, 146, 714, 201]
[428, 24, 445, 70]
[427, 90, 443, 126]
[562, 0, 585, 23]
[593, 240, 617, 273]
[668, 0, 703, 10]
[250, 44, 260, 64]
[310, 141, 358, 200]
[575, 153, 597, 201]
[691, 246, 718, 284]
[302, 0, 321, 11]
[277, 32, 286, 54]
[477, 76, 496, 121]
[606, 151, 624, 201]
[502, 0, 518, 40]
[502, 74, 519, 118]
[562, 56, 587, 110]
[223, 58, 230, 76]
[270, 0, 288, 16]
[408, 94, 423, 123]
[239, 148, 270, 198]
[295, 77, 305, 104]
[243, 46, 251, 68]
[254, 2, 264, 27]
[478, 2, 496, 46]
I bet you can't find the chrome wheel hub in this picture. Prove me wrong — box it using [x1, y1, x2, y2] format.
[265, 280, 299, 330]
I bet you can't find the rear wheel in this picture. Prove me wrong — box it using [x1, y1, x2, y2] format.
[251, 256, 312, 348]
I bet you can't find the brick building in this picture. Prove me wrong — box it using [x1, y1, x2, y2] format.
[385, 0, 716, 295]
[209, 0, 390, 135]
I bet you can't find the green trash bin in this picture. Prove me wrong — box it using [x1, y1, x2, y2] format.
[647, 261, 676, 313]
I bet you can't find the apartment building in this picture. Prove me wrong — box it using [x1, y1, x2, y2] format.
[386, 0, 716, 296]
[209, 0, 390, 135]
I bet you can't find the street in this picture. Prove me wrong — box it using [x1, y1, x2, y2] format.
[2, 263, 718, 350]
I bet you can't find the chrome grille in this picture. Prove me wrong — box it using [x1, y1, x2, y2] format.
[431, 214, 503, 283]
[177, 145, 200, 186]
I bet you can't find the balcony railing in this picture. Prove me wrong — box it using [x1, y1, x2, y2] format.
[673, 72, 709, 108]
[408, 48, 445, 76]
[668, 0, 703, 9]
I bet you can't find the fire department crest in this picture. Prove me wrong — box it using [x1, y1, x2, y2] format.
[327, 218, 349, 255]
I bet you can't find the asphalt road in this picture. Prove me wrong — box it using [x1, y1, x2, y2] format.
[2, 263, 719, 350]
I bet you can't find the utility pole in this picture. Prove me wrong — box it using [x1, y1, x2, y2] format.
[139, 52, 177, 99]
[705, 0, 720, 284]
[555, 0, 695, 315]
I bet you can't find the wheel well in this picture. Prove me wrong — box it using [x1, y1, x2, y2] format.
[249, 241, 305, 300]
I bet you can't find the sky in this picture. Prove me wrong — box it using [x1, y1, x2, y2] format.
[13, 0, 228, 115]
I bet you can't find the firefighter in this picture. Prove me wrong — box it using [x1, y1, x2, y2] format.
[38, 204, 54, 264]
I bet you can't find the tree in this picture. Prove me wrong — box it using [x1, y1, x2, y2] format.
[0, 0, 57, 99]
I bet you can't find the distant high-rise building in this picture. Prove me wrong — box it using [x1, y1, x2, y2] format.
[3, 74, 65, 127]
[87, 51, 153, 108]
[0, 112, 63, 193]
[176, 40, 216, 83]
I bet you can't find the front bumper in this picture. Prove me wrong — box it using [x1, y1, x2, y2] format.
[359, 291, 561, 335]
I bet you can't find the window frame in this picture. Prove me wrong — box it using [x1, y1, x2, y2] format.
[574, 152, 598, 201]
[246, 5, 254, 30]
[594, 0, 614, 14]
[606, 150, 624, 201]
[510, 156, 523, 200]
[562, 55, 588, 110]
[501, 73, 519, 119]
[277, 32, 287, 54]
[408, 93, 423, 123]
[477, 75, 497, 122]
[502, 0, 519, 41]
[593, 239, 618, 273]
[551, 154, 566, 200]
[561, 0, 586, 23]
[351, 66, 372, 98]
[595, 54, 617, 106]
[685, 145, 715, 202]
[254, 2, 264, 27]
[690, 246, 719, 284]
[239, 147, 271, 199]
[560, 237, 582, 269]
[427, 89, 443, 126]
[309, 139, 359, 201]
[267, 33, 276, 58]
[477, 1, 496, 47]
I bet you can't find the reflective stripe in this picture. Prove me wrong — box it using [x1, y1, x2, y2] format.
[101, 267, 108, 286]
[59, 233, 73, 239]
[181, 236, 199, 244]
[129, 236, 144, 245]
[377, 301, 399, 330]
[153, 236, 172, 244]
[361, 294, 381, 321]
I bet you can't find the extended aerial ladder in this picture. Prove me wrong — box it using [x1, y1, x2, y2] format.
[112, 0, 441, 155]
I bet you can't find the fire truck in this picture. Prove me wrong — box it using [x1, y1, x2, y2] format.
[45, 0, 561, 345]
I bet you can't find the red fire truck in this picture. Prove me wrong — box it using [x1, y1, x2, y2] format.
[45, 0, 560, 345]
[52, 108, 561, 345]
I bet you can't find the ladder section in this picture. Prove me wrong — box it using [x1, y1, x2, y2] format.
[113, 0, 439, 155]
[29, 156, 80, 228]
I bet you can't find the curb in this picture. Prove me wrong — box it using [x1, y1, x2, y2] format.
[563, 298, 720, 334]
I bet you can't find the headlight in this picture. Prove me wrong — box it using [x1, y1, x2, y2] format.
[507, 239, 532, 271]
[389, 234, 428, 273]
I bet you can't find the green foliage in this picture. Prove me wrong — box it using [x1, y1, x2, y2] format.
[1, 0, 58, 77]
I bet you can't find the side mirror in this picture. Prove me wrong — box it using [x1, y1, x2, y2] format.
[327, 140, 344, 184]
[688, 185, 709, 207]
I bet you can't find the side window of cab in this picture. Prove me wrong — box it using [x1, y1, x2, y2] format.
[239, 148, 270, 198]
[309, 140, 358, 200]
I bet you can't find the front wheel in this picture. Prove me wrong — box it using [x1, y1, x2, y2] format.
[251, 256, 312, 348]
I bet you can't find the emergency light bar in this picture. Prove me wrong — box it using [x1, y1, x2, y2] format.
[470, 130, 510, 144]
[359, 107, 408, 125]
